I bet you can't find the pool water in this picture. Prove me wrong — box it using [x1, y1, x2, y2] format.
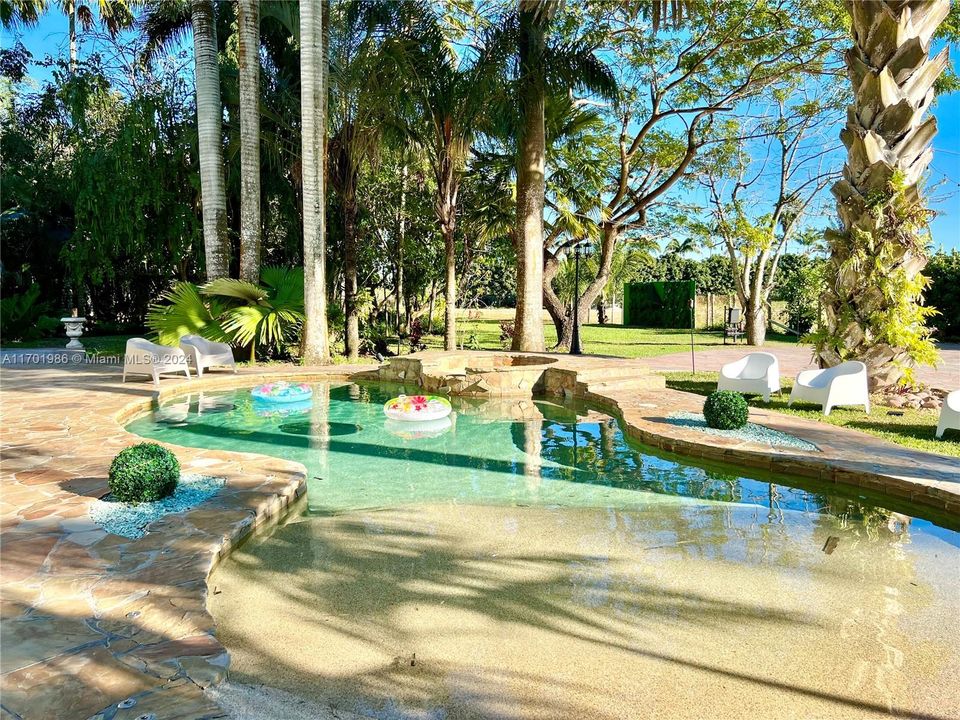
[128, 382, 960, 720]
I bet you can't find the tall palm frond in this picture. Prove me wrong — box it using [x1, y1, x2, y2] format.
[139, 0, 191, 63]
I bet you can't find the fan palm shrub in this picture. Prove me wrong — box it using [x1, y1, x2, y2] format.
[147, 266, 305, 360]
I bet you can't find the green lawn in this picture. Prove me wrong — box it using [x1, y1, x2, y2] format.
[420, 319, 798, 358]
[663, 371, 960, 458]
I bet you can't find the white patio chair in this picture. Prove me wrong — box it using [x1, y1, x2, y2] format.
[788, 360, 869, 416]
[936, 390, 959, 439]
[179, 335, 237, 378]
[122, 338, 190, 387]
[717, 352, 780, 401]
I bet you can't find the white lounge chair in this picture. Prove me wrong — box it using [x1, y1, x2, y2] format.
[123, 338, 191, 386]
[936, 390, 959, 439]
[179, 335, 237, 378]
[789, 360, 870, 416]
[718, 352, 780, 401]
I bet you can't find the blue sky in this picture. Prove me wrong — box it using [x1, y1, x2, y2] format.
[4, 13, 959, 253]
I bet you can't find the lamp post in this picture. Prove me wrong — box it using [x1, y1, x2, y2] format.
[570, 242, 585, 355]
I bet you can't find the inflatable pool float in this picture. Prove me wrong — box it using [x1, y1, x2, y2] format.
[384, 416, 453, 440]
[252, 398, 313, 418]
[251, 381, 313, 404]
[383, 394, 451, 422]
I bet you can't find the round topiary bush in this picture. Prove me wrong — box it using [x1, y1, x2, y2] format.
[703, 390, 749, 430]
[109, 443, 180, 503]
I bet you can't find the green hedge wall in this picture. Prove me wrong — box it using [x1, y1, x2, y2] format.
[623, 281, 695, 328]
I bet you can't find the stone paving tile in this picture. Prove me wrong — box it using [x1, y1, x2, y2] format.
[1, 354, 958, 719]
[1, 362, 370, 720]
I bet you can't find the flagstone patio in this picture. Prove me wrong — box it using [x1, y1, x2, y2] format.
[1, 354, 957, 719]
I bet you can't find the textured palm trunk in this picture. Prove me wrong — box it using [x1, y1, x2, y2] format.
[237, 0, 261, 283]
[816, 0, 948, 389]
[300, 0, 330, 364]
[441, 212, 457, 351]
[512, 0, 547, 352]
[191, 0, 230, 280]
[435, 153, 459, 352]
[396, 162, 407, 335]
[343, 180, 359, 359]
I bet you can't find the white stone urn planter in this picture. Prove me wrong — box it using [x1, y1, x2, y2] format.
[61, 317, 85, 350]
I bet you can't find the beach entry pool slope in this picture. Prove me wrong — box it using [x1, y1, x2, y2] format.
[127, 382, 960, 720]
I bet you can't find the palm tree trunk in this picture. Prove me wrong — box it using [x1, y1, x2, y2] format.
[427, 277, 437, 335]
[343, 178, 360, 359]
[396, 161, 407, 335]
[191, 0, 230, 280]
[815, 0, 948, 389]
[512, 0, 547, 352]
[300, 0, 330, 364]
[442, 218, 457, 351]
[237, 0, 261, 283]
[435, 157, 459, 351]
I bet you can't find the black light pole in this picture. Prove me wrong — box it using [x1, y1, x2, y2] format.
[570, 242, 583, 355]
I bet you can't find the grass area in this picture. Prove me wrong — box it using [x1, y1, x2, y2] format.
[419, 319, 798, 358]
[6, 321, 796, 363]
[2, 334, 134, 356]
[663, 371, 960, 458]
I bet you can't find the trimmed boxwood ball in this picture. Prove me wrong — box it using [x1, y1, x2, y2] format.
[703, 390, 749, 430]
[109, 443, 180, 503]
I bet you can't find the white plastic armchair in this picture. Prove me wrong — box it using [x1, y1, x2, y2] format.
[122, 338, 190, 387]
[717, 352, 780, 401]
[936, 390, 959, 439]
[179, 335, 237, 378]
[789, 360, 869, 416]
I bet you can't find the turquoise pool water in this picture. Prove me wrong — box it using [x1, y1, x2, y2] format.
[126, 382, 959, 542]
[128, 381, 960, 718]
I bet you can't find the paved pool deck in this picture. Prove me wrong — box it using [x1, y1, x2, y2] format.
[0, 353, 957, 719]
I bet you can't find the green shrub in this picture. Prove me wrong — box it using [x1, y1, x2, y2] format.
[926, 250, 960, 341]
[0, 283, 61, 341]
[108, 443, 180, 503]
[703, 390, 749, 430]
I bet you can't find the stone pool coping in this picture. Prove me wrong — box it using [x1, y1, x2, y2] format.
[1, 363, 377, 720]
[1, 354, 958, 719]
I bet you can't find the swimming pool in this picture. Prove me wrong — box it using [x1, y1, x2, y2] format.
[128, 382, 960, 719]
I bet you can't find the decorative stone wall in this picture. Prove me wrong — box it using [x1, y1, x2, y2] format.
[377, 350, 665, 399]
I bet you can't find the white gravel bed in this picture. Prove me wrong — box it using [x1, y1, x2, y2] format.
[89, 474, 226, 538]
[665, 411, 819, 451]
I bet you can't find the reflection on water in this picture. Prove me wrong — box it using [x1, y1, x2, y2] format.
[129, 383, 960, 543]
[128, 382, 960, 719]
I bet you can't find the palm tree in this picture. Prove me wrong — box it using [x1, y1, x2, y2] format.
[511, 3, 616, 351]
[190, 0, 229, 280]
[511, 0, 553, 352]
[327, 0, 397, 359]
[237, 0, 261, 283]
[406, 23, 501, 351]
[300, 0, 330, 364]
[1, 0, 133, 71]
[814, 0, 949, 389]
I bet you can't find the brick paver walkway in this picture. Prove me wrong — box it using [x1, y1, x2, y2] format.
[1, 353, 957, 719]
